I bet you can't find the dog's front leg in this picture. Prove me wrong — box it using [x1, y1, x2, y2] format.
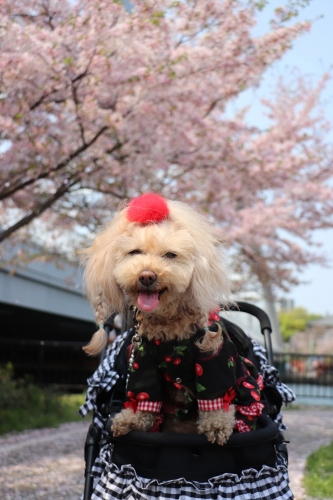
[197, 405, 235, 445]
[111, 408, 156, 437]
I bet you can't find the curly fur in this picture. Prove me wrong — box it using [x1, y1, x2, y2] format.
[81, 196, 234, 443]
[112, 409, 156, 437]
[197, 405, 236, 445]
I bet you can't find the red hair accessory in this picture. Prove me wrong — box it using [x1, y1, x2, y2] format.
[127, 193, 169, 225]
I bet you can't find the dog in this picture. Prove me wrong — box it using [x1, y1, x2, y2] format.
[81, 193, 264, 444]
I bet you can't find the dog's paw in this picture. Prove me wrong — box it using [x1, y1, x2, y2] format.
[197, 405, 235, 445]
[111, 408, 134, 437]
[111, 409, 157, 437]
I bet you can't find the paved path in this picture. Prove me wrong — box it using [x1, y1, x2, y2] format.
[283, 406, 333, 500]
[0, 407, 332, 499]
[0, 421, 88, 500]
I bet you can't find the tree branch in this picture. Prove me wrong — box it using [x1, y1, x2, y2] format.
[0, 178, 78, 243]
[0, 126, 108, 201]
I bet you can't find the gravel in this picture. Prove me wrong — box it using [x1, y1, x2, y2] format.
[0, 421, 89, 500]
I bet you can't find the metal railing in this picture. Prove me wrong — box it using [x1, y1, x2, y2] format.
[274, 352, 333, 399]
[2, 338, 333, 399]
[0, 338, 99, 388]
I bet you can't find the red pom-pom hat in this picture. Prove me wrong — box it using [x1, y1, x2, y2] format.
[127, 193, 170, 225]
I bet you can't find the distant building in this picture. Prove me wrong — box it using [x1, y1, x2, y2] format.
[276, 298, 294, 313]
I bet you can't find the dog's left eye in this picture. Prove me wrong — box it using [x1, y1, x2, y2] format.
[128, 249, 143, 255]
[164, 252, 177, 259]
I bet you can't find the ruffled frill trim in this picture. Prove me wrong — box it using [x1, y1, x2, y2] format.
[91, 447, 292, 500]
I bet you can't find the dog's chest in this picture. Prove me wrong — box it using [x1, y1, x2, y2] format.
[129, 337, 197, 409]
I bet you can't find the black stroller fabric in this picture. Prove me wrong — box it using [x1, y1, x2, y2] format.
[80, 323, 295, 500]
[106, 414, 279, 481]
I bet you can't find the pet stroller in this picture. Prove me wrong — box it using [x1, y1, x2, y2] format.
[80, 302, 295, 500]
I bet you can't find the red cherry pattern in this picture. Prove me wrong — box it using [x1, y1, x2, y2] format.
[173, 358, 181, 365]
[251, 390, 261, 401]
[195, 363, 203, 376]
[133, 362, 139, 370]
[154, 339, 161, 345]
[243, 381, 255, 389]
[165, 355, 172, 362]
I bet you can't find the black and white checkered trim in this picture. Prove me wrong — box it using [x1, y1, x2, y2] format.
[91, 447, 292, 500]
[79, 332, 129, 429]
[251, 340, 296, 430]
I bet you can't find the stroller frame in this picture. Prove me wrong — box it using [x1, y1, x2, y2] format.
[83, 302, 290, 500]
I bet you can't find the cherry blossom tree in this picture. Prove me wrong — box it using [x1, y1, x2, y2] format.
[1, 0, 332, 322]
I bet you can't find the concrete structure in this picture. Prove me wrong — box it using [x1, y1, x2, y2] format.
[0, 258, 95, 342]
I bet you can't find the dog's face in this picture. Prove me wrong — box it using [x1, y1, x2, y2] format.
[113, 220, 196, 313]
[82, 197, 230, 342]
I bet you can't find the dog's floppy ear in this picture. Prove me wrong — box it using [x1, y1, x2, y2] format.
[169, 201, 230, 314]
[80, 214, 127, 355]
[191, 240, 230, 312]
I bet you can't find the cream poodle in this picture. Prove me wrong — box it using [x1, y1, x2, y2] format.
[81, 193, 262, 445]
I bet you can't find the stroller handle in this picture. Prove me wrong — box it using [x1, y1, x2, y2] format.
[226, 301, 274, 365]
[228, 301, 272, 334]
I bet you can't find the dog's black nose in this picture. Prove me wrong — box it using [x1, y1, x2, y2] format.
[139, 270, 157, 287]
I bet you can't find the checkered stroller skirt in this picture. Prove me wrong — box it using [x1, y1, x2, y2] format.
[91, 447, 292, 500]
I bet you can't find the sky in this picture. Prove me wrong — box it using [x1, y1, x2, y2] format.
[236, 0, 333, 316]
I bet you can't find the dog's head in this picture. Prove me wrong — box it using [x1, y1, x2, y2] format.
[81, 193, 229, 354]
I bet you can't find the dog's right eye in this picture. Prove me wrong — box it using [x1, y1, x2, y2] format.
[128, 249, 143, 255]
[164, 252, 177, 259]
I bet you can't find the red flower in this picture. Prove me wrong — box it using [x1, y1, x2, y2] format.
[251, 390, 261, 401]
[136, 392, 150, 401]
[224, 387, 236, 403]
[173, 358, 181, 365]
[124, 399, 138, 413]
[243, 381, 255, 389]
[165, 355, 172, 363]
[195, 363, 203, 376]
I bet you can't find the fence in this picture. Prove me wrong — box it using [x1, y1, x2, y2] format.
[274, 352, 333, 399]
[1, 338, 333, 397]
[0, 338, 99, 390]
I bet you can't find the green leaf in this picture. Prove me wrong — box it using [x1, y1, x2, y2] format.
[196, 382, 207, 393]
[174, 346, 187, 355]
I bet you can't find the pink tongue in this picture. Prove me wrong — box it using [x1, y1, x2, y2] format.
[138, 291, 160, 312]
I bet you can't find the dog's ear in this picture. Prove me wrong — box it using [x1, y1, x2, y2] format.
[79, 216, 127, 356]
[168, 200, 230, 313]
[190, 241, 230, 313]
[83, 326, 108, 356]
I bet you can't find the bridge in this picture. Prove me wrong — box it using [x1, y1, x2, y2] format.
[0, 258, 95, 343]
